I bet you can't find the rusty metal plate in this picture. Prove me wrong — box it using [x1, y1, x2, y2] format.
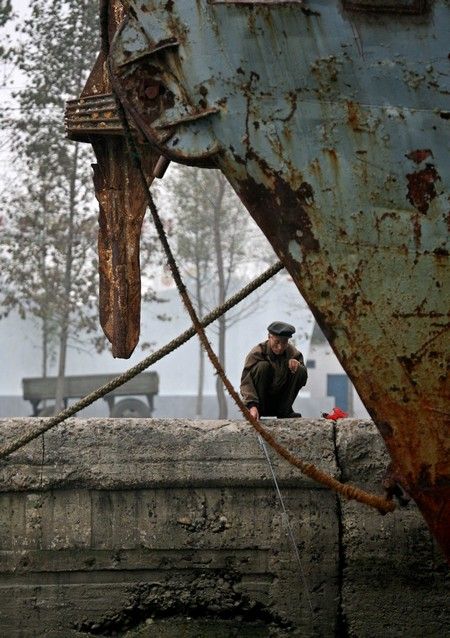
[65, 93, 123, 139]
[342, 0, 428, 13]
[209, 1, 304, 4]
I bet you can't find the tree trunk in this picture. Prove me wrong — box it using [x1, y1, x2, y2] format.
[215, 314, 227, 419]
[213, 176, 228, 419]
[53, 144, 79, 414]
[42, 316, 48, 379]
[195, 274, 204, 418]
[196, 344, 205, 418]
[39, 187, 49, 404]
[54, 317, 69, 414]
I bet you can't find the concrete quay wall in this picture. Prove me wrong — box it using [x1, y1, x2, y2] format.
[0, 418, 448, 637]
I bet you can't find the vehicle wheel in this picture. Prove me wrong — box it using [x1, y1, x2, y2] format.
[38, 405, 56, 416]
[110, 398, 150, 418]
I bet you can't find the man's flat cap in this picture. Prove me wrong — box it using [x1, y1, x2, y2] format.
[267, 321, 295, 337]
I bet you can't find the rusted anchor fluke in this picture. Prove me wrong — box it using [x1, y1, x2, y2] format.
[65, 0, 162, 358]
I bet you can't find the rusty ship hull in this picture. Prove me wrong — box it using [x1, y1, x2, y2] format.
[66, 0, 449, 556]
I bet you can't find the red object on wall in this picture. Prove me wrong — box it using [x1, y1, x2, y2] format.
[323, 407, 349, 420]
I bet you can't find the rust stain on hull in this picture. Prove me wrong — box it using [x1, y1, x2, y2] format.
[406, 165, 441, 215]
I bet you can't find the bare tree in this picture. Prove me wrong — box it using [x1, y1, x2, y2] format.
[0, 2, 102, 412]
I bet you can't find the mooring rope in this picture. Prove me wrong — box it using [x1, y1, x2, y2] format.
[0, 261, 283, 461]
[148, 187, 394, 514]
[108, 66, 395, 515]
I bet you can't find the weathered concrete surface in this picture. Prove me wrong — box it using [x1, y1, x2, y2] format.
[0, 418, 448, 637]
[336, 421, 449, 638]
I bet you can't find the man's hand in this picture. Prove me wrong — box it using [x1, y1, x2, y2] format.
[249, 405, 259, 420]
[288, 358, 301, 373]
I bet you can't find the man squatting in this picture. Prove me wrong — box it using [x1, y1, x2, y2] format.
[240, 322, 308, 420]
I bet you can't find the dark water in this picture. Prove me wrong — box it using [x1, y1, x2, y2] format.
[124, 617, 271, 637]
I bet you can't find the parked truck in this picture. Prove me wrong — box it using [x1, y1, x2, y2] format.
[22, 372, 159, 418]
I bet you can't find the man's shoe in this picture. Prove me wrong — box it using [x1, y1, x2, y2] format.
[285, 411, 302, 418]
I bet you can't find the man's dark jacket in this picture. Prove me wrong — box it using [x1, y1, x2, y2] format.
[240, 340, 306, 407]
